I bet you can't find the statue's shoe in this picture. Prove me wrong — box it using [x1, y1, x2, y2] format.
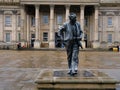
[67, 70, 72, 74]
[75, 70, 78, 74]
[70, 72, 77, 76]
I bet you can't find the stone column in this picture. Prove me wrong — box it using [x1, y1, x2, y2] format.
[65, 5, 70, 21]
[20, 5, 26, 47]
[34, 5, 41, 48]
[80, 5, 85, 48]
[12, 10, 17, 43]
[0, 10, 4, 42]
[27, 15, 30, 48]
[49, 5, 55, 48]
[92, 5, 100, 48]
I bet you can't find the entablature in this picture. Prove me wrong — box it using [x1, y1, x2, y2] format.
[100, 0, 120, 4]
[20, 0, 100, 5]
[0, 0, 20, 5]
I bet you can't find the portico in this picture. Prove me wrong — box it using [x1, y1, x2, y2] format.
[1, 0, 120, 49]
[20, 1, 100, 48]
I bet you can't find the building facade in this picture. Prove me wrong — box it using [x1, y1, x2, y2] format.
[0, 0, 120, 49]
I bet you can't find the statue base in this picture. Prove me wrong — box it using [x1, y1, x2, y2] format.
[35, 69, 118, 90]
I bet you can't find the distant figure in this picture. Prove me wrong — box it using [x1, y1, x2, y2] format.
[58, 13, 83, 76]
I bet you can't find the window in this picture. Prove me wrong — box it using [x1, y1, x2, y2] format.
[31, 16, 35, 26]
[31, 34, 35, 38]
[108, 17, 112, 26]
[17, 15, 21, 27]
[18, 33, 21, 41]
[57, 15, 63, 25]
[107, 34, 112, 43]
[84, 17, 88, 26]
[6, 33, 10, 42]
[43, 15, 49, 24]
[98, 32, 101, 41]
[43, 32, 48, 41]
[5, 16, 11, 27]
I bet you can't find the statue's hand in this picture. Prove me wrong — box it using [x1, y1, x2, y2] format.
[58, 25, 64, 30]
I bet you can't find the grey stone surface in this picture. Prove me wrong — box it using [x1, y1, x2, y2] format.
[35, 69, 118, 90]
[0, 50, 120, 89]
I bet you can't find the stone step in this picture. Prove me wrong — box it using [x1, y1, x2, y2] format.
[35, 69, 119, 90]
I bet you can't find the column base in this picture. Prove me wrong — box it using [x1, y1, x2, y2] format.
[11, 41, 18, 49]
[21, 41, 27, 48]
[34, 40, 41, 49]
[81, 40, 86, 49]
[49, 41, 55, 48]
[26, 41, 31, 48]
[92, 41, 100, 48]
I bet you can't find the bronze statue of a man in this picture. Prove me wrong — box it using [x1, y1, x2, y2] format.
[58, 13, 83, 76]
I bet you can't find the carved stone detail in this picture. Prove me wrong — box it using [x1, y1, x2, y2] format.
[101, 11, 106, 16]
[12, 10, 17, 14]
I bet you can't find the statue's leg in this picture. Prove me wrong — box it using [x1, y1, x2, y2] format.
[71, 44, 79, 74]
[66, 45, 73, 74]
[66, 49, 72, 73]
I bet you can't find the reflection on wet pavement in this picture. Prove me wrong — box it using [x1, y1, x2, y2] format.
[0, 50, 120, 69]
[0, 50, 120, 90]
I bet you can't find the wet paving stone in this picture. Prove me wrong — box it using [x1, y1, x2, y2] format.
[0, 50, 120, 90]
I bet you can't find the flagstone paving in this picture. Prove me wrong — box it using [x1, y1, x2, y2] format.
[0, 50, 120, 90]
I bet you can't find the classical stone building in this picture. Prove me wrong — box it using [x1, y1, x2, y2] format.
[0, 0, 120, 49]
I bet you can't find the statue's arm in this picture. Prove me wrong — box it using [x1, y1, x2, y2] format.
[58, 23, 66, 40]
[78, 23, 83, 41]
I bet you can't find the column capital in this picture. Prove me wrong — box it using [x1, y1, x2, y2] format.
[66, 5, 70, 8]
[80, 5, 85, 9]
[50, 5, 54, 8]
[94, 5, 99, 9]
[35, 4, 40, 8]
[12, 10, 17, 15]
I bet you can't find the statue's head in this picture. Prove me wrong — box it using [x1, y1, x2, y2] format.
[69, 13, 76, 24]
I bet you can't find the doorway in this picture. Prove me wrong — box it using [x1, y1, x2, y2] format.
[31, 34, 35, 47]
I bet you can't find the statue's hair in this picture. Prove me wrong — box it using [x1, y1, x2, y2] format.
[69, 12, 76, 18]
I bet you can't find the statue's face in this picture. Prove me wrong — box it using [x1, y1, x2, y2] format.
[69, 13, 76, 24]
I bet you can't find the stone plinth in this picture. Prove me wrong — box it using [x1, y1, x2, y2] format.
[35, 69, 118, 90]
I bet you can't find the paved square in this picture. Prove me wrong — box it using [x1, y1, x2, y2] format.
[0, 50, 120, 90]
